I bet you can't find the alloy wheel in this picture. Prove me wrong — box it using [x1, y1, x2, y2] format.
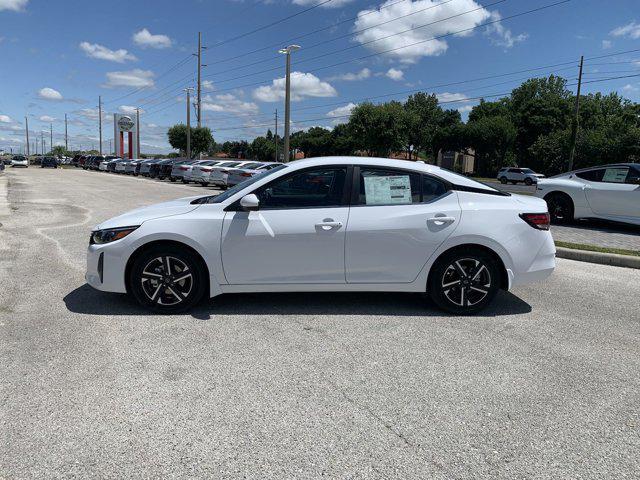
[140, 256, 193, 306]
[441, 258, 492, 307]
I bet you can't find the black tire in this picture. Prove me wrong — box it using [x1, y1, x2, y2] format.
[182, 179, 189, 184]
[169, 176, 176, 182]
[524, 177, 533, 186]
[545, 193, 574, 224]
[499, 176, 508, 184]
[428, 248, 501, 315]
[129, 245, 207, 314]
[201, 182, 208, 187]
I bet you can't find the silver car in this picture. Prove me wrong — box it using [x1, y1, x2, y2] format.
[226, 162, 282, 187]
[208, 161, 262, 188]
[125, 159, 143, 175]
[114, 159, 131, 173]
[191, 160, 236, 185]
[169, 159, 199, 183]
[497, 167, 545, 186]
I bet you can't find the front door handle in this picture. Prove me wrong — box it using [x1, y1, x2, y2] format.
[315, 220, 343, 231]
[427, 216, 455, 225]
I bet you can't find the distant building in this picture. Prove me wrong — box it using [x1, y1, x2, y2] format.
[437, 149, 475, 174]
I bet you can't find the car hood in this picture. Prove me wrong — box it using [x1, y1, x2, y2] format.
[94, 195, 206, 230]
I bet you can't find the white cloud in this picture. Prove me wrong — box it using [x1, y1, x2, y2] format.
[132, 28, 173, 49]
[353, 0, 494, 64]
[327, 68, 371, 81]
[79, 42, 136, 63]
[327, 103, 357, 118]
[104, 69, 155, 88]
[38, 87, 63, 101]
[457, 105, 473, 114]
[386, 68, 404, 81]
[0, 114, 12, 123]
[0, 0, 28, 12]
[292, 0, 355, 8]
[119, 105, 143, 115]
[253, 72, 337, 102]
[622, 84, 638, 94]
[202, 93, 259, 115]
[485, 10, 528, 48]
[202, 80, 215, 91]
[39, 115, 55, 122]
[601, 39, 613, 50]
[610, 22, 640, 40]
[436, 92, 469, 103]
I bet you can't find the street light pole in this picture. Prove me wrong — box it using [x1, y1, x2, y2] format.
[25, 117, 30, 156]
[278, 45, 300, 162]
[64, 114, 68, 151]
[50, 123, 53, 153]
[98, 95, 103, 155]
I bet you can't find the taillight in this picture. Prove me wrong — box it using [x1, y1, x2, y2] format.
[519, 213, 550, 230]
[179, 166, 188, 171]
[240, 172, 252, 177]
[201, 168, 212, 172]
[220, 169, 229, 174]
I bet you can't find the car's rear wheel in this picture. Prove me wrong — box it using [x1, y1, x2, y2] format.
[429, 249, 500, 315]
[499, 176, 508, 184]
[129, 245, 206, 314]
[170, 176, 176, 182]
[545, 193, 574, 224]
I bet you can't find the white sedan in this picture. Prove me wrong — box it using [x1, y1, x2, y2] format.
[535, 163, 640, 225]
[86, 157, 556, 315]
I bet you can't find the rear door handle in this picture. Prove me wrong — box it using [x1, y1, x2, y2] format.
[427, 216, 455, 225]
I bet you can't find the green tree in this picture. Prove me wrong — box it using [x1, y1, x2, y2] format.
[348, 102, 407, 157]
[167, 124, 214, 158]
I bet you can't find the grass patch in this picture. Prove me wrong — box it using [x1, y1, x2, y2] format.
[555, 241, 640, 257]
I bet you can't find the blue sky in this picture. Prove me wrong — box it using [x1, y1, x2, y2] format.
[1, 0, 639, 154]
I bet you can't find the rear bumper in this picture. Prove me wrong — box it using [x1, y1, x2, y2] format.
[509, 231, 556, 288]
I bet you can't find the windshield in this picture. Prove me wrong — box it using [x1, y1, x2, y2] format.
[521, 168, 535, 174]
[209, 164, 288, 203]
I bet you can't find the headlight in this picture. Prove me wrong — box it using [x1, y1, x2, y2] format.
[90, 226, 139, 245]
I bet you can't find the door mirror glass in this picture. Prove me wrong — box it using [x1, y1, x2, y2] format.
[240, 194, 260, 211]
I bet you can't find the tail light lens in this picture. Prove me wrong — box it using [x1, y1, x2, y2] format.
[519, 213, 550, 230]
[220, 169, 229, 174]
[201, 168, 212, 172]
[179, 166, 188, 171]
[240, 172, 252, 177]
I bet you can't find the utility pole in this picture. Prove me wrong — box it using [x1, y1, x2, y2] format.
[185, 87, 193, 159]
[41, 131, 44, 155]
[98, 95, 103, 155]
[274, 109, 279, 162]
[64, 114, 68, 151]
[197, 32, 202, 128]
[50, 123, 53, 152]
[25, 116, 30, 156]
[278, 45, 300, 162]
[136, 107, 141, 158]
[567, 55, 584, 172]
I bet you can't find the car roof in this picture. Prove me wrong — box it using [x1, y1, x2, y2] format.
[284, 156, 497, 191]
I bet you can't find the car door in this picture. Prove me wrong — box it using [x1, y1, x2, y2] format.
[345, 166, 461, 284]
[220, 165, 351, 284]
[584, 166, 640, 217]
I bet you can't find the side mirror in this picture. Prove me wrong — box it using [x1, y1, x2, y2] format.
[240, 193, 260, 212]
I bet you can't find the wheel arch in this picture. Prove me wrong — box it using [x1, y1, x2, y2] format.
[124, 239, 210, 295]
[427, 243, 510, 292]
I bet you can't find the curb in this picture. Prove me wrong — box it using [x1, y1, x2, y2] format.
[556, 247, 640, 270]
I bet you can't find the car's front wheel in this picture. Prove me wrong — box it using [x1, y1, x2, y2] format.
[129, 245, 207, 313]
[524, 177, 533, 186]
[499, 176, 507, 184]
[429, 249, 500, 315]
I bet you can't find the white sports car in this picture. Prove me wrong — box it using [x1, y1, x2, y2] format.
[86, 157, 556, 315]
[534, 163, 640, 225]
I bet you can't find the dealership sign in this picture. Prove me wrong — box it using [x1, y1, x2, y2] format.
[117, 116, 135, 132]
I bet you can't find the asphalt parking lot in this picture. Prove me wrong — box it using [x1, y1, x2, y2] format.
[1, 168, 639, 479]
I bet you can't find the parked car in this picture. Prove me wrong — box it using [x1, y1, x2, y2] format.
[226, 162, 283, 187]
[0, 162, 4, 172]
[535, 163, 640, 225]
[114, 159, 132, 173]
[497, 167, 545, 186]
[181, 160, 219, 183]
[11, 155, 29, 167]
[125, 159, 143, 175]
[208, 161, 263, 188]
[86, 156, 555, 315]
[2, 157, 13, 165]
[189, 161, 227, 185]
[169, 159, 198, 182]
[41, 156, 58, 168]
[98, 159, 111, 171]
[140, 159, 164, 177]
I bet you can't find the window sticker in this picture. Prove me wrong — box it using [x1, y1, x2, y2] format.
[364, 175, 412, 205]
[602, 168, 628, 183]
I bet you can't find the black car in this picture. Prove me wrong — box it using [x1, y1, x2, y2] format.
[149, 159, 178, 179]
[41, 156, 58, 168]
[71, 154, 82, 167]
[89, 156, 105, 170]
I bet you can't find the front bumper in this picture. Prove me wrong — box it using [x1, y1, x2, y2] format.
[86, 244, 128, 293]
